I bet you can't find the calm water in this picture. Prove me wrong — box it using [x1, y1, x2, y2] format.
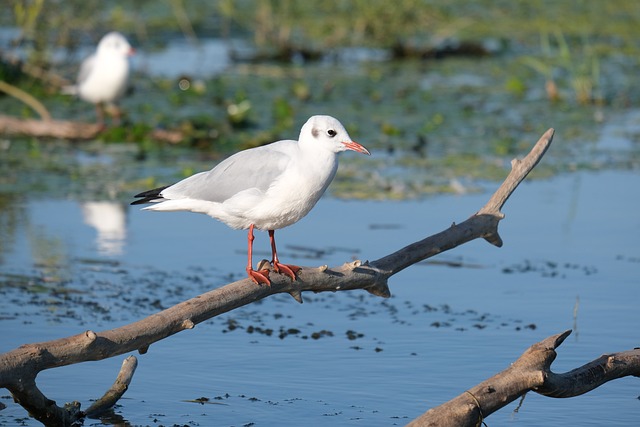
[0, 169, 638, 426]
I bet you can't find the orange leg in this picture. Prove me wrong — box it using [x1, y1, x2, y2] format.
[95, 103, 106, 129]
[269, 230, 300, 281]
[246, 224, 270, 285]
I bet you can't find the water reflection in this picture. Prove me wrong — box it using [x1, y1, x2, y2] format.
[81, 201, 128, 257]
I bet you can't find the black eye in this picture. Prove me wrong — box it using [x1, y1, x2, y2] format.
[327, 129, 337, 137]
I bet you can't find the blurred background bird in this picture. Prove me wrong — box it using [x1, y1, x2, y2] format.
[63, 32, 135, 126]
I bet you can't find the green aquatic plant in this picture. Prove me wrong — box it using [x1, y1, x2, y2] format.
[271, 97, 295, 129]
[13, 0, 44, 40]
[522, 30, 602, 105]
[217, 0, 444, 57]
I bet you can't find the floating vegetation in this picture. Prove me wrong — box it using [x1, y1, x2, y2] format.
[1, 1, 639, 204]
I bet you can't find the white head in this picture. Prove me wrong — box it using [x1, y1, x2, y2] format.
[96, 32, 134, 58]
[299, 115, 370, 155]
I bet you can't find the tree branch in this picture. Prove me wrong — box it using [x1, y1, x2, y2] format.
[84, 356, 138, 418]
[407, 331, 640, 426]
[0, 81, 52, 121]
[0, 128, 572, 426]
[0, 114, 185, 143]
[371, 128, 555, 274]
[0, 114, 101, 139]
[538, 348, 640, 398]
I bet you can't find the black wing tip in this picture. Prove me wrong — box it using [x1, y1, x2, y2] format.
[130, 197, 155, 206]
[130, 185, 170, 206]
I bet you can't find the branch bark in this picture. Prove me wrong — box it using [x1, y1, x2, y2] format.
[0, 114, 185, 143]
[9, 128, 633, 427]
[84, 356, 138, 418]
[0, 114, 101, 139]
[407, 330, 640, 426]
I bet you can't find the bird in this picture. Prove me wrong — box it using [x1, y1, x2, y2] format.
[63, 32, 134, 125]
[132, 115, 370, 285]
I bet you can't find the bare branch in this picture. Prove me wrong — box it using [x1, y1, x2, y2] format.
[0, 114, 185, 143]
[372, 128, 555, 274]
[407, 331, 640, 427]
[0, 128, 563, 425]
[0, 81, 52, 121]
[6, 373, 81, 427]
[478, 127, 555, 216]
[538, 348, 640, 398]
[84, 356, 138, 418]
[0, 114, 101, 139]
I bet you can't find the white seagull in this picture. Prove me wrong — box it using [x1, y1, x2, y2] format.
[64, 32, 134, 125]
[132, 115, 370, 285]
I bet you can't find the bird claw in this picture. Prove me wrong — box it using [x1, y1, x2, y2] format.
[247, 268, 271, 285]
[273, 262, 301, 281]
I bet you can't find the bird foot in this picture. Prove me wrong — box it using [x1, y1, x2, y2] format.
[273, 262, 301, 281]
[247, 267, 271, 285]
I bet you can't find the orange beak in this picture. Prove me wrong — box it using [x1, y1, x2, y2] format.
[342, 141, 371, 155]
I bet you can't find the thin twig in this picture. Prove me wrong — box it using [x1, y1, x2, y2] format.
[0, 80, 52, 121]
[85, 356, 138, 418]
[407, 331, 640, 426]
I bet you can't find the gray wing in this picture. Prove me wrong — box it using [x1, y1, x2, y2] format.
[162, 140, 297, 202]
[77, 54, 96, 85]
[61, 54, 96, 95]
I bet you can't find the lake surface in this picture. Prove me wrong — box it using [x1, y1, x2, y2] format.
[1, 166, 638, 426]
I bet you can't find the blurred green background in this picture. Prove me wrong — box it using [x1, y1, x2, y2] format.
[1, 0, 639, 199]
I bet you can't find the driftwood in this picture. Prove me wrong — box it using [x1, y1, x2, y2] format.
[0, 114, 102, 140]
[0, 114, 184, 143]
[407, 330, 640, 426]
[0, 113, 185, 143]
[1, 127, 636, 426]
[0, 81, 53, 121]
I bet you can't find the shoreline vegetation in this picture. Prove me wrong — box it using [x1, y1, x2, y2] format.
[0, 1, 638, 201]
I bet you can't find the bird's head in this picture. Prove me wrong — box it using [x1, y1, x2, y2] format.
[300, 115, 370, 155]
[97, 32, 135, 57]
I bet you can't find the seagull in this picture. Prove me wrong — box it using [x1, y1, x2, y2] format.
[63, 32, 134, 125]
[132, 115, 370, 285]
